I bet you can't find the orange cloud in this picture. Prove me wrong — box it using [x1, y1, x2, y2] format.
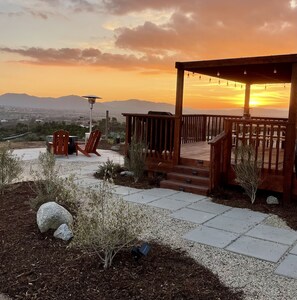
[0, 47, 176, 71]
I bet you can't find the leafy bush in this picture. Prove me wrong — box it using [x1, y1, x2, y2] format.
[125, 139, 147, 182]
[96, 159, 123, 179]
[71, 179, 147, 269]
[233, 145, 262, 204]
[0, 143, 23, 194]
[30, 152, 79, 214]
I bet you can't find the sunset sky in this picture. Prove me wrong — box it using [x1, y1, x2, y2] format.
[0, 0, 297, 109]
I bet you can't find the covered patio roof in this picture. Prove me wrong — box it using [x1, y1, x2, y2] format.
[175, 53, 297, 84]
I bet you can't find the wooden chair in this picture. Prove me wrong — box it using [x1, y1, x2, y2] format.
[76, 130, 101, 157]
[49, 129, 69, 157]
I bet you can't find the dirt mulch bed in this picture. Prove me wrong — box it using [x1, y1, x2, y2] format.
[0, 182, 243, 300]
[211, 186, 297, 230]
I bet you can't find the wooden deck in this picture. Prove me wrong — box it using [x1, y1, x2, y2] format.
[181, 142, 210, 161]
[180, 141, 285, 171]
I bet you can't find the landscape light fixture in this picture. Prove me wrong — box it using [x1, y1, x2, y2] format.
[82, 95, 102, 133]
[131, 242, 151, 261]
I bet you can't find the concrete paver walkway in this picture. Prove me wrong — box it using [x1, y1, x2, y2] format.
[15, 148, 297, 280]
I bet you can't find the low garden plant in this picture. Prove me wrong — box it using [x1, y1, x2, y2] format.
[0, 143, 23, 194]
[71, 178, 147, 269]
[30, 152, 79, 214]
[125, 138, 147, 182]
[96, 158, 123, 179]
[233, 144, 262, 204]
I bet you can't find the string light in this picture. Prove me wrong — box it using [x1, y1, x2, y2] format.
[273, 69, 277, 74]
[217, 71, 220, 77]
[244, 70, 247, 75]
[209, 78, 212, 82]
[218, 80, 221, 85]
[226, 81, 229, 86]
[199, 75, 201, 80]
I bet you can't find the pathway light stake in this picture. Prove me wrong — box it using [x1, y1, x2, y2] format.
[82, 95, 102, 133]
[131, 242, 151, 261]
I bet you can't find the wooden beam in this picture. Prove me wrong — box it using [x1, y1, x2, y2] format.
[173, 68, 184, 164]
[283, 63, 297, 204]
[243, 83, 251, 118]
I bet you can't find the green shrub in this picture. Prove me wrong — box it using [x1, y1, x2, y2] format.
[0, 143, 23, 194]
[125, 139, 147, 182]
[95, 159, 123, 179]
[30, 152, 79, 214]
[71, 179, 147, 269]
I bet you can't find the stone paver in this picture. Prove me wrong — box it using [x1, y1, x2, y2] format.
[142, 188, 179, 197]
[226, 236, 289, 262]
[222, 207, 267, 224]
[290, 244, 297, 255]
[166, 192, 207, 203]
[204, 215, 256, 234]
[184, 226, 239, 248]
[112, 185, 141, 196]
[246, 224, 297, 245]
[123, 191, 160, 204]
[188, 200, 232, 214]
[148, 198, 188, 211]
[275, 254, 297, 279]
[171, 208, 216, 224]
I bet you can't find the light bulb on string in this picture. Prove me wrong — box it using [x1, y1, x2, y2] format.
[187, 72, 190, 78]
[199, 75, 201, 80]
[218, 80, 221, 85]
[244, 70, 247, 75]
[273, 69, 277, 74]
[226, 81, 229, 86]
[209, 78, 212, 82]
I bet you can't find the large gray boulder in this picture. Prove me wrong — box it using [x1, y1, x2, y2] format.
[37, 202, 73, 233]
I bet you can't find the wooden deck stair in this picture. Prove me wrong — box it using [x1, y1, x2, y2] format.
[160, 164, 210, 195]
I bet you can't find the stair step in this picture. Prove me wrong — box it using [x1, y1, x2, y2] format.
[180, 157, 210, 168]
[160, 180, 209, 196]
[167, 172, 209, 185]
[173, 165, 209, 177]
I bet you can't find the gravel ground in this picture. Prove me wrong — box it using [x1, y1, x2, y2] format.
[17, 159, 297, 300]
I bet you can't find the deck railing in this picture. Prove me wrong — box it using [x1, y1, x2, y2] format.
[209, 118, 289, 189]
[181, 114, 287, 144]
[226, 118, 288, 174]
[123, 113, 176, 163]
[123, 113, 289, 172]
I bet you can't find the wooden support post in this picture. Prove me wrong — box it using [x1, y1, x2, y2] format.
[243, 83, 251, 119]
[283, 63, 297, 204]
[105, 110, 109, 138]
[125, 115, 132, 157]
[173, 68, 184, 165]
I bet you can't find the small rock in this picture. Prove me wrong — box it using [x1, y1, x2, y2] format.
[120, 171, 134, 177]
[266, 195, 279, 205]
[54, 224, 73, 241]
[37, 202, 73, 233]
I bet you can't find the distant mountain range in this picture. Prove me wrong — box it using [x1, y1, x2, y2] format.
[0, 93, 289, 118]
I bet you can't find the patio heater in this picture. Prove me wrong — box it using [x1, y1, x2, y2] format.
[82, 95, 102, 133]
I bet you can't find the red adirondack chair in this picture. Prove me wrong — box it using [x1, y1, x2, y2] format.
[49, 129, 69, 157]
[76, 130, 101, 157]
